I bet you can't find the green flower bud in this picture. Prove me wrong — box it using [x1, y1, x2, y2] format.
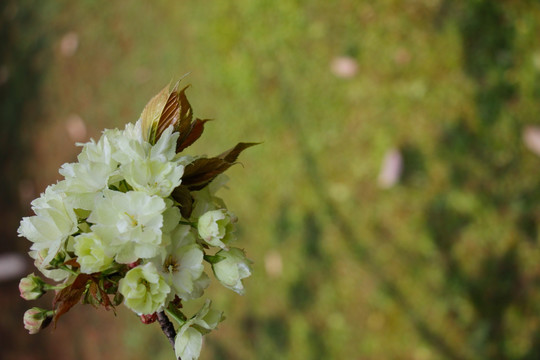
[212, 248, 251, 295]
[48, 251, 67, 268]
[197, 209, 237, 248]
[19, 273, 46, 300]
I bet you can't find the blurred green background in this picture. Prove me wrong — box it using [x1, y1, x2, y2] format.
[2, 0, 540, 359]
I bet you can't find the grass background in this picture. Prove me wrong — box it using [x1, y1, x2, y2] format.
[2, 0, 540, 359]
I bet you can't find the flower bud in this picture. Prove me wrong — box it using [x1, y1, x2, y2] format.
[128, 260, 141, 269]
[23, 307, 53, 334]
[19, 273, 46, 300]
[140, 313, 158, 324]
[197, 209, 237, 248]
[211, 248, 251, 295]
[48, 251, 67, 268]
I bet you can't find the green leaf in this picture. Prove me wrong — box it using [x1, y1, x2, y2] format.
[112, 291, 124, 306]
[203, 254, 226, 264]
[166, 302, 187, 325]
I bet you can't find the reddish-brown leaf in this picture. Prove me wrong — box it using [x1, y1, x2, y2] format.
[98, 286, 113, 309]
[218, 142, 259, 163]
[182, 142, 259, 191]
[89, 281, 98, 298]
[177, 118, 210, 153]
[53, 274, 92, 324]
[53, 274, 91, 307]
[156, 83, 180, 139]
[63, 258, 80, 268]
[171, 185, 194, 218]
[84, 282, 100, 308]
[182, 158, 231, 191]
[177, 86, 193, 137]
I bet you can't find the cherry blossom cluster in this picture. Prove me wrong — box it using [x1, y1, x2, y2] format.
[18, 83, 254, 360]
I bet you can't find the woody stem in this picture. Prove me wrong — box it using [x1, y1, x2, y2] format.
[157, 311, 181, 360]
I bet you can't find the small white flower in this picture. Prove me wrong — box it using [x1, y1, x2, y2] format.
[18, 185, 77, 264]
[89, 190, 166, 263]
[73, 232, 113, 274]
[121, 158, 184, 198]
[59, 162, 116, 210]
[58, 129, 122, 210]
[119, 262, 170, 315]
[155, 225, 207, 301]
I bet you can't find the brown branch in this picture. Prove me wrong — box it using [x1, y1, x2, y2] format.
[157, 311, 181, 360]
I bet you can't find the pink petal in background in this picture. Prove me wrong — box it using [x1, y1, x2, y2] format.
[378, 148, 403, 188]
[60, 31, 79, 57]
[330, 56, 358, 78]
[523, 125, 540, 156]
[65, 114, 87, 142]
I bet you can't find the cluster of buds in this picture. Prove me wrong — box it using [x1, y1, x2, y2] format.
[18, 81, 255, 360]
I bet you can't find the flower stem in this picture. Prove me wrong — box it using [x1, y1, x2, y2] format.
[165, 306, 186, 326]
[178, 220, 196, 228]
[58, 265, 78, 276]
[157, 311, 181, 360]
[43, 283, 67, 291]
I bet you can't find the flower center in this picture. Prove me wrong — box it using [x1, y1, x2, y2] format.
[140, 279, 151, 291]
[124, 212, 138, 227]
[163, 255, 179, 274]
